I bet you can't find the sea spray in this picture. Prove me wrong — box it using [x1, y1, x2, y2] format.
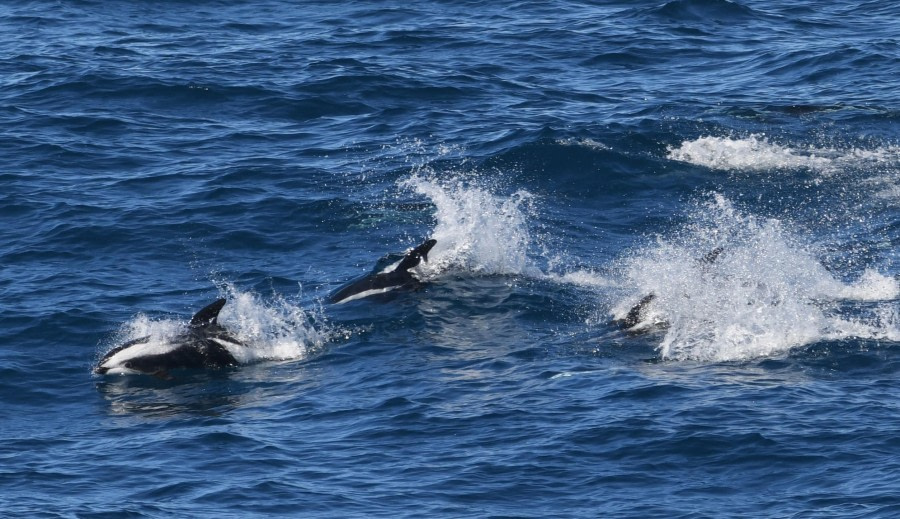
[610, 194, 899, 361]
[217, 284, 331, 363]
[399, 173, 541, 278]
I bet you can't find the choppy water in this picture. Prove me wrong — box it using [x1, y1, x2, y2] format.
[2, 1, 899, 517]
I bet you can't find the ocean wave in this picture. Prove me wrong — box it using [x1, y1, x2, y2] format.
[637, 0, 763, 23]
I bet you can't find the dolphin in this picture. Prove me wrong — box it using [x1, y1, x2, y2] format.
[328, 238, 437, 304]
[613, 293, 657, 331]
[612, 247, 724, 332]
[95, 298, 243, 378]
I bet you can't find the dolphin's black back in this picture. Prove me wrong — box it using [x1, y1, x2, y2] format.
[618, 294, 656, 330]
[119, 338, 237, 374]
[328, 269, 414, 304]
[328, 238, 436, 304]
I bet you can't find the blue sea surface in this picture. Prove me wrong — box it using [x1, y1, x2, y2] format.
[2, 0, 899, 516]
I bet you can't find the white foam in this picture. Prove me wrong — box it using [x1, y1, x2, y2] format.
[556, 137, 610, 150]
[864, 171, 900, 201]
[833, 269, 900, 301]
[399, 173, 540, 279]
[548, 269, 616, 288]
[609, 194, 899, 362]
[217, 285, 330, 364]
[667, 134, 900, 175]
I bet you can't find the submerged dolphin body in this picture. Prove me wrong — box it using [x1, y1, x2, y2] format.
[95, 298, 243, 377]
[328, 239, 437, 304]
[612, 247, 724, 332]
[614, 293, 657, 331]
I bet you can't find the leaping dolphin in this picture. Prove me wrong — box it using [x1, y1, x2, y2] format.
[328, 238, 437, 304]
[95, 298, 244, 378]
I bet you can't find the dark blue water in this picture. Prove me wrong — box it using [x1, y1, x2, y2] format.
[2, 1, 900, 516]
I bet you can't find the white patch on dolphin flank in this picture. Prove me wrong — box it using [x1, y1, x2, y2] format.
[97, 337, 178, 374]
[331, 286, 400, 305]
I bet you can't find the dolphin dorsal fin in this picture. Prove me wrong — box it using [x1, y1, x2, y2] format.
[396, 238, 437, 272]
[190, 298, 227, 328]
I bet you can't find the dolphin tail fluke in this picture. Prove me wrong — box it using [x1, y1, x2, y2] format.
[190, 298, 227, 328]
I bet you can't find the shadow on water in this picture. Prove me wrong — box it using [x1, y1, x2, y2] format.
[614, 336, 900, 391]
[93, 361, 310, 418]
[786, 338, 900, 378]
[95, 369, 245, 418]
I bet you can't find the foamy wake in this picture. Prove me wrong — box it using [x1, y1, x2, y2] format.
[556, 137, 610, 150]
[610, 194, 899, 362]
[399, 173, 542, 279]
[667, 134, 900, 175]
[103, 286, 331, 368]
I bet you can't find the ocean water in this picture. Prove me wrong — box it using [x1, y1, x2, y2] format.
[2, 0, 899, 516]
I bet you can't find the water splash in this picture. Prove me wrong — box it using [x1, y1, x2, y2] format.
[399, 172, 541, 279]
[610, 194, 899, 361]
[217, 284, 331, 363]
[549, 269, 616, 289]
